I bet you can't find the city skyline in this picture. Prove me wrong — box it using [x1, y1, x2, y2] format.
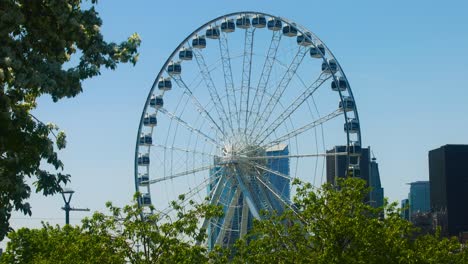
[5, 0, 468, 248]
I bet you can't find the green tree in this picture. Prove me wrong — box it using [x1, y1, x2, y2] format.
[0, 0, 140, 240]
[0, 196, 223, 263]
[229, 178, 468, 264]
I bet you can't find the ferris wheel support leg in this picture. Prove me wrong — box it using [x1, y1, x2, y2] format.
[215, 188, 241, 246]
[234, 168, 260, 219]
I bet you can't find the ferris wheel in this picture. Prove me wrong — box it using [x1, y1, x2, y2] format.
[134, 11, 362, 248]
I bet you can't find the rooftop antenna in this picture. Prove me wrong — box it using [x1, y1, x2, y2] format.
[61, 188, 90, 225]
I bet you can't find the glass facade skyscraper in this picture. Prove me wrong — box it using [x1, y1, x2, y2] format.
[408, 181, 430, 221]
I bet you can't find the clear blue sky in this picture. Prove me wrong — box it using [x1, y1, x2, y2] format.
[5, 0, 468, 245]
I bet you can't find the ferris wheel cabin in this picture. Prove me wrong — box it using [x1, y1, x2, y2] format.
[206, 26, 220, 39]
[252, 15, 267, 28]
[310, 44, 325, 58]
[267, 18, 282, 31]
[221, 19, 236, 33]
[158, 77, 172, 91]
[331, 76, 348, 91]
[143, 113, 157, 127]
[339, 96, 355, 112]
[139, 133, 153, 146]
[192, 36, 206, 49]
[344, 119, 360, 133]
[236, 15, 251, 29]
[137, 153, 150, 166]
[167, 61, 181, 75]
[322, 59, 338, 74]
[149, 95, 164, 109]
[297, 32, 313, 46]
[138, 174, 149, 186]
[179, 48, 193, 60]
[282, 24, 298, 37]
[139, 193, 152, 206]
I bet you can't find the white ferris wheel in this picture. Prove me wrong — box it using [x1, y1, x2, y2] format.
[134, 11, 362, 248]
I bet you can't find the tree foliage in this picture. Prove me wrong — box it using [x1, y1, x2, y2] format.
[2, 179, 467, 263]
[1, 195, 223, 264]
[228, 178, 468, 264]
[0, 0, 140, 240]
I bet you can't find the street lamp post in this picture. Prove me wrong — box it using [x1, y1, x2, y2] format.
[61, 189, 90, 225]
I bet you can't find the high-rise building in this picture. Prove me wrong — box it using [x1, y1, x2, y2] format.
[369, 157, 384, 208]
[429, 144, 468, 237]
[401, 199, 410, 220]
[326, 146, 371, 183]
[208, 144, 290, 248]
[326, 146, 371, 201]
[407, 181, 430, 221]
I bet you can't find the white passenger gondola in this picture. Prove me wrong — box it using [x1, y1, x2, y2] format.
[252, 15, 266, 28]
[347, 164, 361, 177]
[149, 95, 164, 109]
[192, 35, 206, 49]
[221, 19, 235, 33]
[143, 113, 157, 127]
[139, 133, 152, 146]
[267, 17, 282, 31]
[347, 142, 361, 156]
[339, 96, 355, 112]
[344, 119, 360, 134]
[331, 76, 348, 91]
[297, 32, 313, 46]
[282, 23, 298, 37]
[322, 59, 338, 74]
[140, 193, 151, 206]
[158, 77, 172, 91]
[167, 61, 181, 75]
[206, 26, 220, 39]
[137, 153, 150, 166]
[179, 48, 193, 60]
[310, 43, 325, 58]
[138, 174, 149, 185]
[236, 15, 251, 29]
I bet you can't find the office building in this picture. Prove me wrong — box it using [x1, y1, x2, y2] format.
[429, 144, 468, 237]
[369, 157, 384, 208]
[326, 146, 385, 208]
[326, 146, 371, 202]
[401, 199, 410, 220]
[408, 181, 430, 221]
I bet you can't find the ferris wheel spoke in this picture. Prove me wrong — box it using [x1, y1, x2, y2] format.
[247, 30, 282, 136]
[254, 72, 331, 142]
[250, 46, 308, 140]
[251, 168, 275, 212]
[192, 48, 235, 136]
[259, 109, 343, 148]
[240, 27, 255, 135]
[170, 75, 225, 138]
[158, 108, 223, 148]
[153, 144, 217, 159]
[146, 164, 215, 184]
[249, 161, 292, 181]
[161, 168, 224, 216]
[218, 32, 238, 132]
[244, 151, 348, 161]
[215, 188, 241, 245]
[254, 172, 301, 217]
